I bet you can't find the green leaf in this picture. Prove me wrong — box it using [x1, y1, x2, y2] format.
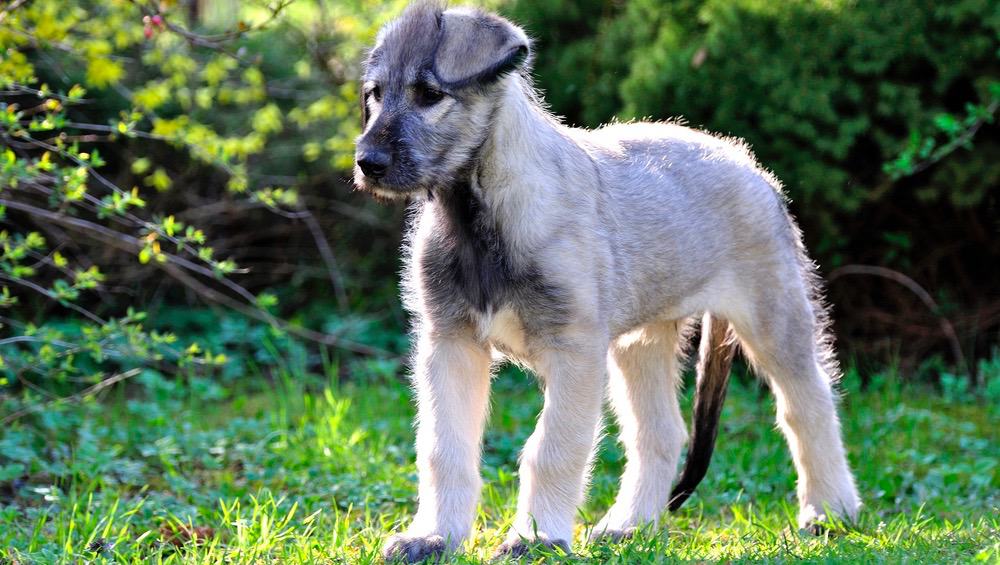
[256, 292, 279, 309]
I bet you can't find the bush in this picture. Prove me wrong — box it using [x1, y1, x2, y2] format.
[508, 0, 1000, 367]
[1, 0, 997, 406]
[0, 0, 408, 419]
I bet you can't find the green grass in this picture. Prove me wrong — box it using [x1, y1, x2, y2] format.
[1, 365, 998, 563]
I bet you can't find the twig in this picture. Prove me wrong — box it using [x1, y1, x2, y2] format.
[0, 198, 259, 305]
[299, 207, 349, 312]
[0, 335, 78, 348]
[907, 99, 1000, 178]
[0, 274, 107, 325]
[126, 0, 293, 64]
[870, 98, 1000, 201]
[828, 264, 970, 382]
[0, 0, 30, 26]
[3, 132, 222, 259]
[61, 121, 171, 141]
[2, 368, 143, 425]
[0, 198, 392, 358]
[0, 84, 92, 103]
[158, 259, 391, 357]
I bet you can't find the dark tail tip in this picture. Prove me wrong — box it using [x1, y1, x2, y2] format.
[669, 314, 737, 512]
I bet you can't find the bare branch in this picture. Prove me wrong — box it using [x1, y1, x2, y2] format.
[0, 197, 393, 358]
[300, 207, 349, 312]
[828, 264, 969, 381]
[2, 368, 143, 425]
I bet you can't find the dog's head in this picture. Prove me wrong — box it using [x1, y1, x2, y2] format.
[354, 2, 531, 199]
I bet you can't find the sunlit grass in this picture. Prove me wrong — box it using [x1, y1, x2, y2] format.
[1, 365, 997, 563]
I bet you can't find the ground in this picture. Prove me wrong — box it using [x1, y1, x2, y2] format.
[1, 364, 998, 563]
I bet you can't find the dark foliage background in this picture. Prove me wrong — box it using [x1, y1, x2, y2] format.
[2, 0, 999, 396]
[3, 4, 999, 560]
[505, 0, 1000, 374]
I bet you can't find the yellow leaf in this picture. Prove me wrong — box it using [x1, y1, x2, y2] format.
[131, 157, 150, 174]
[303, 142, 321, 162]
[195, 87, 213, 109]
[133, 81, 171, 111]
[86, 58, 124, 88]
[37, 151, 53, 171]
[144, 168, 172, 192]
[67, 85, 86, 99]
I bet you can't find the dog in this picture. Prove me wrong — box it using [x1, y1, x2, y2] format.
[354, 2, 861, 561]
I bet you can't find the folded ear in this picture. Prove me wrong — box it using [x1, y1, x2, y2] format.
[434, 8, 530, 89]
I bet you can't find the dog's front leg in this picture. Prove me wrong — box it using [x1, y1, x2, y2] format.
[383, 333, 492, 563]
[497, 341, 607, 557]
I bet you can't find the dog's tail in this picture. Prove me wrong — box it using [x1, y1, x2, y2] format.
[668, 313, 738, 512]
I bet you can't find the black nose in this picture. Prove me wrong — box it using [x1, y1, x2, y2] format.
[357, 150, 391, 179]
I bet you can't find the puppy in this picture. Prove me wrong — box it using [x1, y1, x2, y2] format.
[354, 3, 860, 561]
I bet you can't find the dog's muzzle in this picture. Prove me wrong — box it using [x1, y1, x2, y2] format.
[356, 148, 392, 180]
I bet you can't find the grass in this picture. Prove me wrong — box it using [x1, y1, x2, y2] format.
[1, 362, 998, 563]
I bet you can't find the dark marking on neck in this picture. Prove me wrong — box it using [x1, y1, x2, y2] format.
[415, 179, 572, 336]
[431, 179, 511, 313]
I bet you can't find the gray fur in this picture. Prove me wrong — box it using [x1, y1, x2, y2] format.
[415, 178, 571, 336]
[358, 3, 860, 561]
[383, 533, 446, 563]
[493, 538, 570, 560]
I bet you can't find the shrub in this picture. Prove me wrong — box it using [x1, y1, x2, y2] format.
[0, 0, 406, 419]
[508, 0, 1000, 366]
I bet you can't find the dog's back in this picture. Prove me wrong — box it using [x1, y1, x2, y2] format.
[560, 120, 800, 332]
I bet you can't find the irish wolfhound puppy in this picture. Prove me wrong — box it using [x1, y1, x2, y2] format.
[354, 3, 860, 561]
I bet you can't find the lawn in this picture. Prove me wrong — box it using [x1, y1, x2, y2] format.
[1, 363, 998, 563]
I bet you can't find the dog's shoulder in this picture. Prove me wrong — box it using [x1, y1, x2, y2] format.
[404, 182, 573, 336]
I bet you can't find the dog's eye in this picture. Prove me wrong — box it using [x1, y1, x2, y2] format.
[370, 84, 382, 103]
[415, 84, 445, 107]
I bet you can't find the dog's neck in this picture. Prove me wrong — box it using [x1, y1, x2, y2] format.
[477, 75, 566, 186]
[468, 74, 574, 253]
[417, 77, 572, 316]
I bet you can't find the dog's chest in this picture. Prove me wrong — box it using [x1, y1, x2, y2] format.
[417, 182, 515, 315]
[413, 182, 570, 343]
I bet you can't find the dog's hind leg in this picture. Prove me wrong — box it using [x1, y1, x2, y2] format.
[591, 320, 688, 541]
[729, 275, 860, 530]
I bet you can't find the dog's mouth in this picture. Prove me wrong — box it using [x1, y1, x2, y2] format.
[354, 174, 425, 202]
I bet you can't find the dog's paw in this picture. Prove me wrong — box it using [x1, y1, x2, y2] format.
[798, 508, 834, 537]
[492, 537, 569, 561]
[382, 534, 446, 563]
[588, 526, 637, 544]
[799, 516, 856, 537]
[798, 503, 858, 537]
[800, 520, 828, 536]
